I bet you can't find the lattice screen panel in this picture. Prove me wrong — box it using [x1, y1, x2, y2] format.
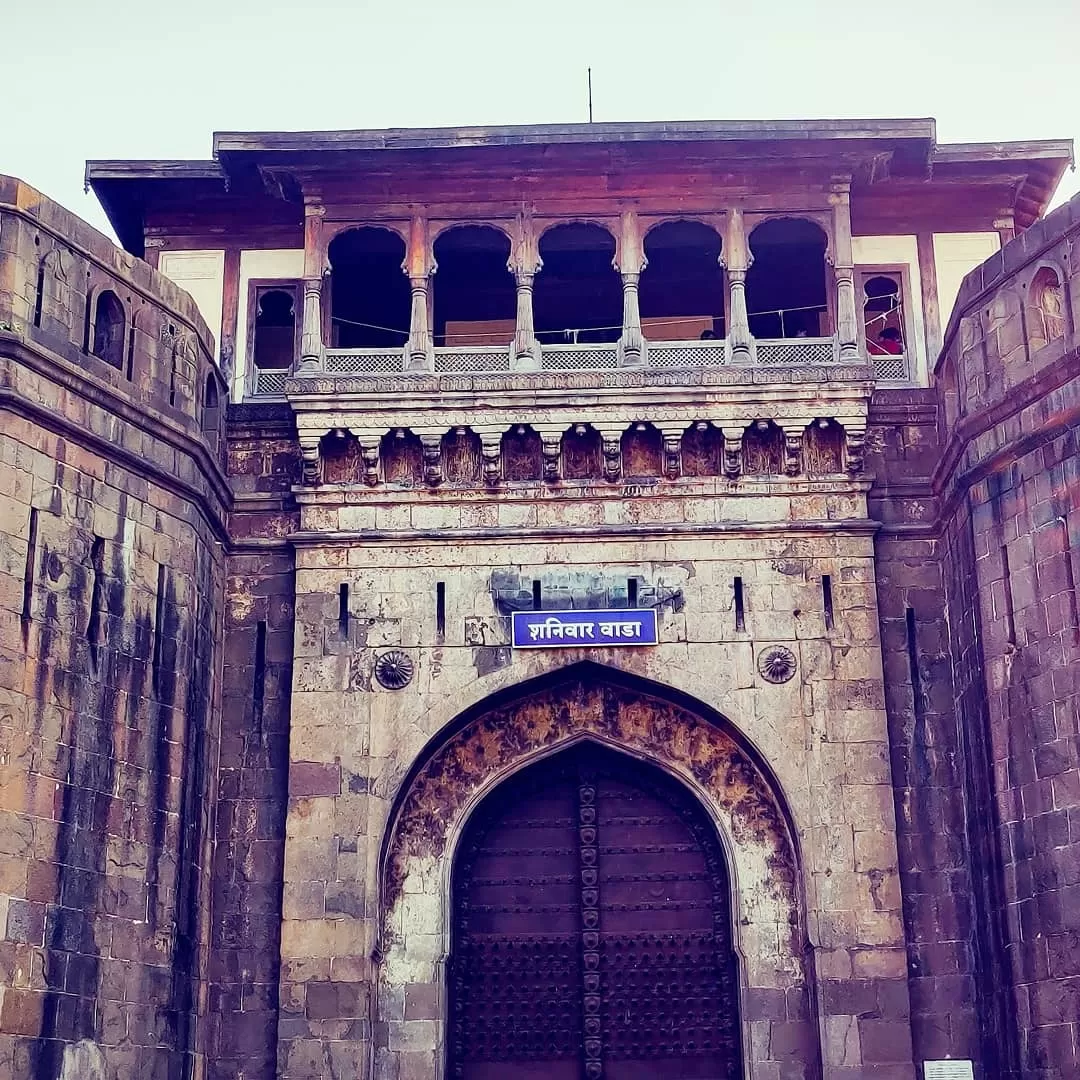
[434, 348, 511, 373]
[872, 354, 910, 381]
[541, 346, 620, 371]
[323, 349, 403, 374]
[646, 342, 728, 369]
[754, 339, 836, 366]
[252, 369, 288, 395]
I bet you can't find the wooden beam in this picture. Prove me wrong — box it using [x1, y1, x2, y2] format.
[220, 248, 241, 377]
[916, 232, 943, 367]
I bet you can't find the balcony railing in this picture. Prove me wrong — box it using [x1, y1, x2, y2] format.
[247, 335, 908, 397]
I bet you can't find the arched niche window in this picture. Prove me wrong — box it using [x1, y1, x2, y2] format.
[534, 224, 621, 344]
[501, 425, 543, 482]
[441, 427, 482, 485]
[641, 221, 724, 341]
[803, 419, 845, 475]
[381, 429, 424, 487]
[320, 430, 363, 485]
[91, 289, 126, 369]
[1029, 267, 1066, 345]
[328, 227, 410, 348]
[562, 424, 602, 480]
[681, 422, 722, 476]
[742, 420, 784, 475]
[747, 219, 829, 338]
[433, 226, 515, 348]
[251, 287, 298, 371]
[862, 274, 906, 356]
[621, 422, 662, 479]
[201, 373, 221, 450]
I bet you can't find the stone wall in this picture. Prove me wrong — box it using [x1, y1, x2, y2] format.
[0, 178, 227, 1080]
[867, 390, 984, 1065]
[272, 393, 916, 1080]
[206, 407, 299, 1080]
[935, 193, 1080, 1077]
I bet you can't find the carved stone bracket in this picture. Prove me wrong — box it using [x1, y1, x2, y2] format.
[299, 438, 321, 486]
[597, 428, 623, 482]
[358, 437, 381, 487]
[659, 426, 684, 480]
[540, 433, 562, 482]
[419, 434, 443, 486]
[480, 434, 502, 487]
[720, 425, 744, 478]
[845, 424, 867, 475]
[782, 426, 804, 476]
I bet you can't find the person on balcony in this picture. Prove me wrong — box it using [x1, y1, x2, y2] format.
[869, 327, 904, 355]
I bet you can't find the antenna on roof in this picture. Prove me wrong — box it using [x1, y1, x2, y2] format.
[587, 68, 594, 124]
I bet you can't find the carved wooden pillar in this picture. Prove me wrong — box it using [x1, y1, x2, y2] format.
[725, 209, 752, 362]
[720, 425, 744, 478]
[299, 203, 326, 372]
[511, 211, 542, 368]
[831, 187, 860, 360]
[405, 216, 435, 371]
[617, 211, 646, 367]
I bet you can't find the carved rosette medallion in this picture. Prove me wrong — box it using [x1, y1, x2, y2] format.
[374, 650, 415, 689]
[757, 645, 797, 684]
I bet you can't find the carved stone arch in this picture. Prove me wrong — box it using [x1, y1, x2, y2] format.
[32, 246, 74, 331]
[378, 662, 805, 958]
[746, 212, 833, 263]
[89, 287, 128, 368]
[323, 220, 410, 253]
[1023, 259, 1070, 344]
[536, 217, 620, 247]
[641, 214, 725, 244]
[429, 219, 515, 247]
[376, 664, 817, 1079]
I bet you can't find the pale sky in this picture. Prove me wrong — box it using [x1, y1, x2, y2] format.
[7, 0, 1079, 242]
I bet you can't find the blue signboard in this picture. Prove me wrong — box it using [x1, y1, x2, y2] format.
[511, 608, 659, 649]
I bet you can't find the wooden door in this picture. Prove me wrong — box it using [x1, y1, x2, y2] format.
[450, 744, 742, 1080]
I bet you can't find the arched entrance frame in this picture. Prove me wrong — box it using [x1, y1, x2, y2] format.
[376, 663, 817, 1080]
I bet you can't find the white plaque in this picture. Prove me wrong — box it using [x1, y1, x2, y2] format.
[924, 1062, 975, 1080]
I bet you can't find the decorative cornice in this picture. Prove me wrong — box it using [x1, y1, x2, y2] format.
[288, 519, 881, 546]
[284, 364, 875, 398]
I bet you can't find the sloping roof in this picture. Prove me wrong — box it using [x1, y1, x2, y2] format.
[86, 117, 1074, 254]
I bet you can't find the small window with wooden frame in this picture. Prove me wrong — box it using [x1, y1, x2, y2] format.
[247, 281, 301, 393]
[857, 266, 914, 381]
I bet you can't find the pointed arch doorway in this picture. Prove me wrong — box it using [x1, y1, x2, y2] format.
[449, 742, 743, 1080]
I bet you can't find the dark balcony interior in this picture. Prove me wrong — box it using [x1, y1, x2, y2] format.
[640, 220, 725, 340]
[534, 223, 622, 344]
[328, 226, 410, 348]
[747, 218, 829, 338]
[432, 225, 515, 347]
